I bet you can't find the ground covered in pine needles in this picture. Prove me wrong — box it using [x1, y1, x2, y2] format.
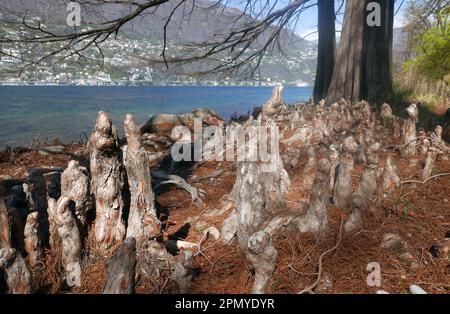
[1, 138, 449, 294]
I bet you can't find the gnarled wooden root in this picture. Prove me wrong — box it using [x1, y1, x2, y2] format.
[124, 114, 160, 240]
[24, 212, 43, 268]
[0, 247, 31, 294]
[61, 160, 90, 230]
[246, 231, 277, 294]
[152, 170, 206, 206]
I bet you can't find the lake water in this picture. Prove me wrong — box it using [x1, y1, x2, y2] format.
[0, 85, 312, 146]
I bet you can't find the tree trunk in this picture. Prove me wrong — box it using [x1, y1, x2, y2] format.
[313, 0, 336, 103]
[89, 111, 127, 250]
[327, 0, 394, 103]
[0, 198, 11, 249]
[327, 0, 366, 103]
[362, 0, 394, 101]
[123, 114, 160, 241]
[103, 237, 136, 294]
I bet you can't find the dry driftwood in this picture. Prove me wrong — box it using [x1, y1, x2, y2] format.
[24, 212, 43, 268]
[402, 104, 418, 156]
[103, 237, 136, 294]
[0, 247, 31, 294]
[89, 111, 127, 249]
[61, 160, 90, 230]
[246, 231, 277, 294]
[123, 114, 160, 241]
[333, 136, 358, 210]
[298, 158, 331, 234]
[54, 197, 81, 287]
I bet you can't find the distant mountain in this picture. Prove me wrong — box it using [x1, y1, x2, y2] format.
[0, 0, 317, 85]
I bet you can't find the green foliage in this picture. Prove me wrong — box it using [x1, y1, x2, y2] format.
[404, 8, 450, 81]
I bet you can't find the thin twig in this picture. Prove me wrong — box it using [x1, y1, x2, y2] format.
[298, 218, 344, 294]
[401, 173, 450, 185]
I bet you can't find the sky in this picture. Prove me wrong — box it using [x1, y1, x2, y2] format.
[231, 0, 410, 40]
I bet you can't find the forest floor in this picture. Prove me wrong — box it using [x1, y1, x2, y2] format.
[1, 121, 449, 294]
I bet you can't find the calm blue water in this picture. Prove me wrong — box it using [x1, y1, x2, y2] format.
[0, 85, 312, 146]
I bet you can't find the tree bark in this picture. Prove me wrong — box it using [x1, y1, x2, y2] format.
[103, 237, 136, 294]
[0, 198, 11, 249]
[381, 156, 400, 199]
[24, 212, 43, 268]
[25, 169, 49, 247]
[327, 0, 394, 103]
[298, 158, 331, 234]
[54, 197, 81, 287]
[123, 114, 160, 241]
[313, 0, 336, 103]
[0, 247, 31, 294]
[402, 104, 418, 156]
[327, 0, 366, 103]
[333, 137, 358, 210]
[6, 186, 28, 255]
[246, 231, 277, 294]
[61, 160, 90, 231]
[362, 0, 394, 101]
[89, 111, 127, 250]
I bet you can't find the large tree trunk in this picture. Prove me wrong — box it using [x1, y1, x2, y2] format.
[362, 0, 394, 101]
[313, 0, 336, 103]
[327, 0, 394, 103]
[123, 114, 160, 241]
[89, 111, 127, 250]
[327, 0, 366, 103]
